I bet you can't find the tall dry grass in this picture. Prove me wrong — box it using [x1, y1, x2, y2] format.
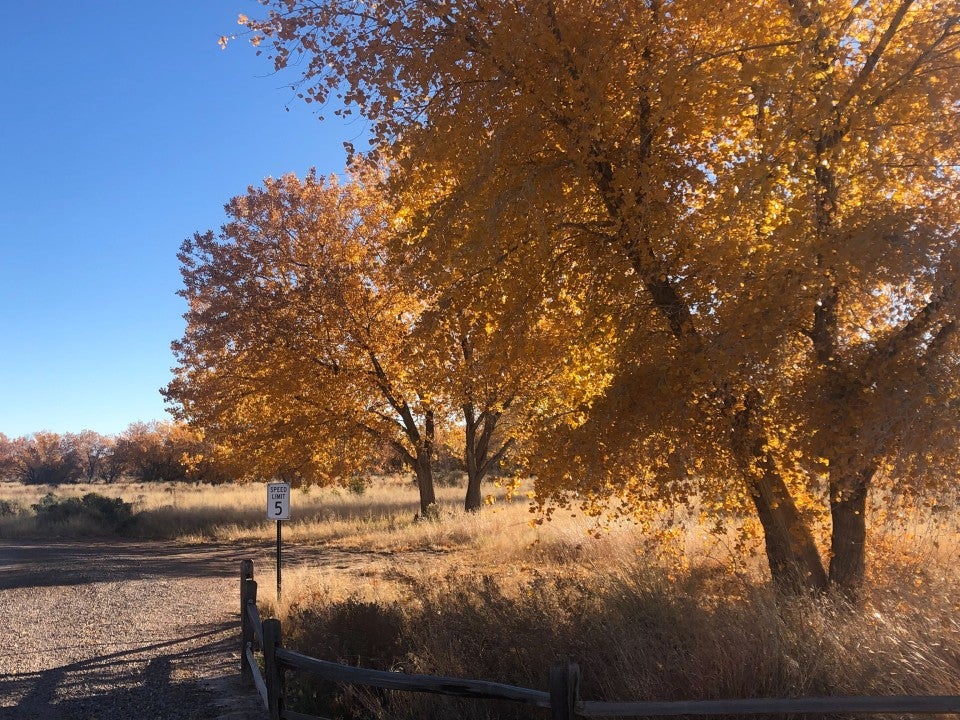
[247, 484, 956, 720]
[1, 477, 957, 720]
[280, 562, 958, 720]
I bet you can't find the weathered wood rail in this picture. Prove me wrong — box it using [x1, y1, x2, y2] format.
[240, 560, 960, 719]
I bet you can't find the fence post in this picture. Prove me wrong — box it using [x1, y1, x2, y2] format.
[263, 618, 285, 720]
[240, 559, 255, 682]
[550, 661, 580, 720]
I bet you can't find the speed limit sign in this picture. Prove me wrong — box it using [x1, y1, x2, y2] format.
[267, 482, 291, 520]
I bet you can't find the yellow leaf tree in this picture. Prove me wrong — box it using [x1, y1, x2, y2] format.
[407, 202, 619, 511]
[165, 169, 444, 512]
[243, 0, 960, 592]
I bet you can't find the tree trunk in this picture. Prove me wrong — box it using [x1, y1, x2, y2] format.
[828, 466, 872, 594]
[732, 391, 829, 593]
[415, 410, 438, 515]
[746, 463, 830, 594]
[463, 404, 482, 512]
[414, 453, 437, 514]
[462, 403, 510, 513]
[464, 472, 482, 513]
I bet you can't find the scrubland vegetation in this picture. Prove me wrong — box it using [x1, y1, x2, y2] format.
[265, 483, 958, 719]
[1, 476, 957, 718]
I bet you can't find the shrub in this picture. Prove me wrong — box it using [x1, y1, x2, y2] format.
[0, 499, 18, 517]
[32, 492, 136, 533]
[347, 476, 367, 496]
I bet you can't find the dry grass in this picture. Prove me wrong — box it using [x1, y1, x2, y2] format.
[1, 477, 957, 719]
[250, 484, 956, 720]
[0, 475, 487, 541]
[275, 540, 958, 720]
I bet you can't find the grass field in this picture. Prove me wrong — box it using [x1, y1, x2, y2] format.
[2, 476, 957, 719]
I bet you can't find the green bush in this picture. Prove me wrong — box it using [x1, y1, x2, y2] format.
[0, 499, 18, 517]
[347, 476, 367, 496]
[32, 492, 135, 533]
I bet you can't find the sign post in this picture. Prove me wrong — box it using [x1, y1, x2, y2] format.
[266, 482, 290, 605]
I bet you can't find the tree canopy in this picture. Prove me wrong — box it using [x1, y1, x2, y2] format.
[231, 0, 960, 592]
[165, 167, 610, 511]
[165, 169, 448, 509]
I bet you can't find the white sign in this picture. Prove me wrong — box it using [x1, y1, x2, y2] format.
[267, 482, 291, 520]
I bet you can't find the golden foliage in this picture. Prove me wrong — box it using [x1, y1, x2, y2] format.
[234, 0, 960, 589]
[166, 168, 432, 485]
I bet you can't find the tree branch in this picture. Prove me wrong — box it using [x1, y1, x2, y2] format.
[836, 0, 915, 116]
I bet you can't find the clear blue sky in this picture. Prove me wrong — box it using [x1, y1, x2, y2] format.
[0, 2, 361, 438]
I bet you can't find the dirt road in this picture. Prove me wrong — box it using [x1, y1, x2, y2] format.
[0, 540, 272, 720]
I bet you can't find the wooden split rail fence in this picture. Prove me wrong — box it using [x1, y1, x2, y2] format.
[240, 560, 960, 720]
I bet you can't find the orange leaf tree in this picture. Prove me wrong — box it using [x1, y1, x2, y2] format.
[242, 0, 960, 592]
[394, 167, 619, 510]
[165, 170, 447, 511]
[168, 165, 607, 511]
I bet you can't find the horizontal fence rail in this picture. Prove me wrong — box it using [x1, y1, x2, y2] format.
[276, 646, 551, 707]
[238, 559, 960, 720]
[579, 695, 960, 717]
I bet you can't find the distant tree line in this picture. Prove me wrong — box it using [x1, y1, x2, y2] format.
[0, 422, 224, 485]
[0, 420, 470, 487]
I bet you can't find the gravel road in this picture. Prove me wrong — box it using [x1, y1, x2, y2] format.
[0, 540, 270, 720]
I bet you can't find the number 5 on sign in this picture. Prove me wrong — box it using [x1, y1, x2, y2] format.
[267, 482, 291, 520]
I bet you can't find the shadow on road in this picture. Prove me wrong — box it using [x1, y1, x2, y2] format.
[0, 541, 268, 591]
[0, 623, 249, 720]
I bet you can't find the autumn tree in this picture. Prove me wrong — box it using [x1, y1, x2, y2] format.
[409, 212, 616, 511]
[0, 433, 16, 481]
[112, 422, 183, 482]
[71, 430, 115, 482]
[107, 421, 224, 483]
[728, 0, 960, 591]
[418, 296, 606, 512]
[242, 0, 960, 593]
[5, 431, 121, 484]
[12, 432, 84, 485]
[165, 170, 444, 512]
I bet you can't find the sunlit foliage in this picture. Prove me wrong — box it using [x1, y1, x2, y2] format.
[237, 0, 960, 593]
[164, 169, 452, 511]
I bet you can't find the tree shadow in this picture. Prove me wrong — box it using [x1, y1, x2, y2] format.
[0, 622, 260, 719]
[0, 540, 267, 590]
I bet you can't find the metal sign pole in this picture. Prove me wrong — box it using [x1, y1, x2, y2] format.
[266, 481, 290, 609]
[276, 519, 282, 607]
